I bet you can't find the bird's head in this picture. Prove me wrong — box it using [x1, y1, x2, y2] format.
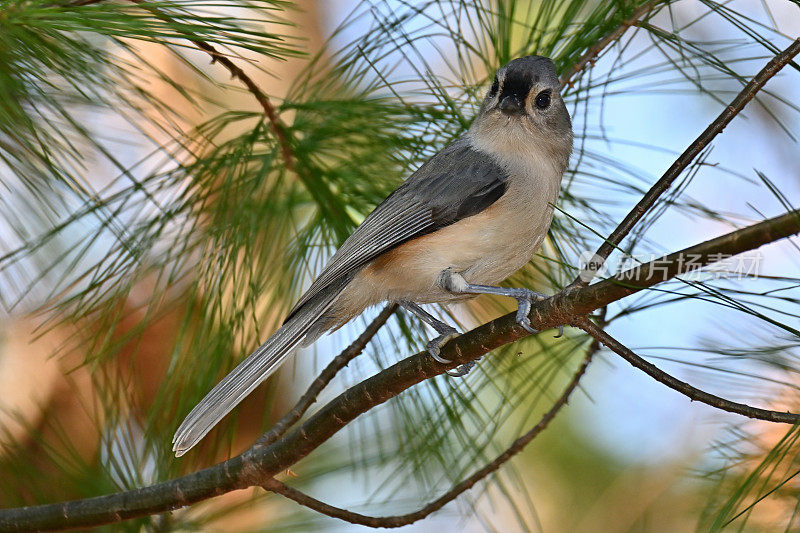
[471, 56, 572, 167]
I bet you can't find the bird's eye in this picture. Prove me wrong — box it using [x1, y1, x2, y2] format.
[534, 90, 551, 109]
[489, 75, 499, 96]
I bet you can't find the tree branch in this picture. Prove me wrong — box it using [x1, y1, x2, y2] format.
[123, 0, 298, 170]
[2, 208, 797, 532]
[189, 39, 297, 170]
[571, 37, 800, 288]
[575, 317, 800, 424]
[560, 0, 664, 87]
[160, 7, 352, 232]
[255, 303, 397, 448]
[68, 0, 296, 168]
[556, 209, 800, 322]
[262, 345, 596, 528]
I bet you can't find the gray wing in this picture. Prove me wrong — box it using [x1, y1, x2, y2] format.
[286, 137, 509, 318]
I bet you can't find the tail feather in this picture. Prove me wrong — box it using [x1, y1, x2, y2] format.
[172, 282, 346, 457]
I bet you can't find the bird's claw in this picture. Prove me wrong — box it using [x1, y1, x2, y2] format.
[446, 360, 477, 377]
[427, 329, 477, 377]
[514, 289, 541, 334]
[426, 329, 460, 364]
[514, 289, 564, 337]
[516, 308, 538, 333]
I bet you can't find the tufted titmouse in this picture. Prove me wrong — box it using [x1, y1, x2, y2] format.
[173, 56, 573, 456]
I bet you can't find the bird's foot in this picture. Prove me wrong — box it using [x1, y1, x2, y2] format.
[427, 328, 459, 363]
[436, 271, 563, 338]
[511, 289, 564, 337]
[398, 301, 476, 377]
[510, 288, 546, 333]
[426, 329, 475, 377]
[445, 360, 478, 377]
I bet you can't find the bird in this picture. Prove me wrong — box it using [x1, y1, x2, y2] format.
[172, 55, 573, 457]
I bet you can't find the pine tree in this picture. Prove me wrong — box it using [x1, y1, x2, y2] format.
[0, 1, 799, 531]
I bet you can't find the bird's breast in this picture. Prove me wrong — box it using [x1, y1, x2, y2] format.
[338, 165, 561, 313]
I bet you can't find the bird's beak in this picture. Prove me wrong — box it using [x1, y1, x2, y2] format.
[499, 94, 523, 115]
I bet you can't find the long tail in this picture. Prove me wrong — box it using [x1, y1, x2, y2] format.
[172, 281, 347, 457]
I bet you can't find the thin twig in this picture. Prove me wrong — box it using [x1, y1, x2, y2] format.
[263, 347, 596, 528]
[69, 0, 297, 169]
[2, 209, 798, 531]
[128, 0, 297, 169]
[575, 317, 800, 424]
[164, 10, 351, 230]
[560, 0, 664, 87]
[189, 39, 297, 170]
[570, 37, 800, 288]
[255, 303, 397, 448]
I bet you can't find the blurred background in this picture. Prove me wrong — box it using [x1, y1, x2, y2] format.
[0, 0, 799, 531]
